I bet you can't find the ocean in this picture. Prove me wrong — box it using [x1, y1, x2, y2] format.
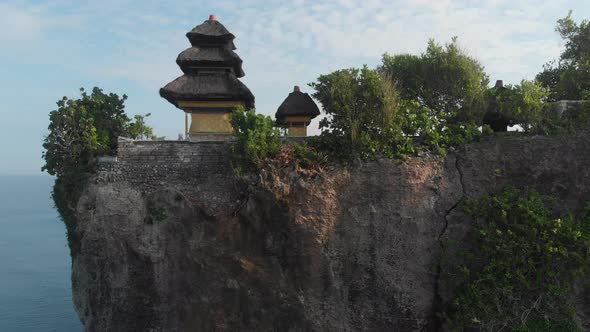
[0, 176, 82, 331]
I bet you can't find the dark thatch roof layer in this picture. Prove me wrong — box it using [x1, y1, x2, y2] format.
[186, 20, 235, 46]
[176, 47, 244, 77]
[160, 73, 254, 109]
[275, 91, 320, 121]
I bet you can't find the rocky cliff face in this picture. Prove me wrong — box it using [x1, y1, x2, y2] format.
[72, 133, 590, 331]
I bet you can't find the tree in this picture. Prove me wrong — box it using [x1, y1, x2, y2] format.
[537, 11, 590, 101]
[128, 113, 158, 140]
[75, 87, 130, 153]
[309, 66, 400, 158]
[379, 38, 487, 152]
[42, 87, 155, 177]
[493, 80, 549, 133]
[43, 87, 158, 252]
[448, 187, 590, 330]
[380, 37, 489, 124]
[42, 98, 99, 177]
[229, 107, 282, 171]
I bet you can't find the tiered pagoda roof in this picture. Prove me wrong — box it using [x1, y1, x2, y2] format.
[176, 47, 244, 76]
[275, 86, 320, 123]
[160, 15, 254, 108]
[186, 19, 236, 48]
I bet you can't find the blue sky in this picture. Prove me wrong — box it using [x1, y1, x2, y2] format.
[0, 0, 588, 175]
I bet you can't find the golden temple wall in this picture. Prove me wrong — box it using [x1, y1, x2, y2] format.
[283, 115, 311, 137]
[179, 101, 244, 134]
[288, 126, 307, 137]
[190, 113, 232, 133]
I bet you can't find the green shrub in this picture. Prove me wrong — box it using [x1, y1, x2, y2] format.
[536, 102, 590, 135]
[42, 87, 158, 255]
[229, 107, 282, 172]
[309, 38, 487, 161]
[52, 171, 90, 255]
[145, 203, 167, 224]
[396, 99, 481, 156]
[229, 108, 328, 173]
[310, 66, 399, 160]
[42, 87, 156, 177]
[492, 80, 549, 133]
[381, 38, 489, 122]
[536, 12, 590, 102]
[290, 141, 327, 169]
[445, 187, 590, 331]
[127, 113, 158, 140]
[512, 318, 580, 332]
[307, 131, 352, 161]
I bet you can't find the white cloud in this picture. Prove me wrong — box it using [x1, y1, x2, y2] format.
[5, 0, 586, 119]
[2, 0, 588, 174]
[0, 3, 47, 43]
[0, 2, 82, 46]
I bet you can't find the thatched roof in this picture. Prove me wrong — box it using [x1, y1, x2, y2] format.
[176, 47, 244, 77]
[275, 87, 320, 122]
[186, 19, 236, 47]
[160, 72, 254, 109]
[160, 16, 254, 110]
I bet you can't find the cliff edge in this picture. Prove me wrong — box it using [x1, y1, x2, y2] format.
[72, 133, 590, 331]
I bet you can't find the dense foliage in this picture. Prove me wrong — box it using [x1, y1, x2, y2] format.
[310, 66, 396, 146]
[308, 38, 487, 160]
[380, 38, 488, 149]
[42, 87, 156, 253]
[381, 38, 489, 121]
[128, 113, 159, 140]
[229, 107, 328, 172]
[537, 12, 590, 101]
[542, 101, 590, 135]
[233, 13, 590, 165]
[228, 107, 282, 172]
[309, 66, 413, 159]
[42, 87, 156, 177]
[446, 187, 590, 331]
[492, 80, 549, 133]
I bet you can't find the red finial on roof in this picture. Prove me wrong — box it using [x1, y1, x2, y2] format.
[209, 14, 217, 21]
[294, 85, 300, 92]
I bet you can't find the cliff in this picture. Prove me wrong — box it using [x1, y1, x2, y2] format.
[72, 133, 590, 331]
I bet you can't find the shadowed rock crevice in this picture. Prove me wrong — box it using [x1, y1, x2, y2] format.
[431, 153, 466, 331]
[441, 153, 466, 241]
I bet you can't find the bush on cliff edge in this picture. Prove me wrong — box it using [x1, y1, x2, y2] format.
[42, 87, 156, 254]
[445, 187, 590, 331]
[229, 107, 282, 173]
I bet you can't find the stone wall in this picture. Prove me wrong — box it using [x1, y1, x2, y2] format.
[551, 100, 589, 115]
[96, 138, 238, 215]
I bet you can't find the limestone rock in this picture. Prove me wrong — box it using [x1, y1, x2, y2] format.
[73, 132, 590, 331]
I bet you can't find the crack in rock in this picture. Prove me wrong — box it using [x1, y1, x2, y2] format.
[432, 153, 467, 330]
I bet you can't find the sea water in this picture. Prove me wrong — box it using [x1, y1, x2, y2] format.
[0, 176, 82, 331]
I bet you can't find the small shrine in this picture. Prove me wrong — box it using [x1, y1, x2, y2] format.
[275, 86, 320, 137]
[160, 15, 254, 141]
[483, 80, 513, 132]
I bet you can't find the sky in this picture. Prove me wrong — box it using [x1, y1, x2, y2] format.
[0, 0, 588, 175]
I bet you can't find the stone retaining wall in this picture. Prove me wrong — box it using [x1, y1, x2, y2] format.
[96, 138, 237, 212]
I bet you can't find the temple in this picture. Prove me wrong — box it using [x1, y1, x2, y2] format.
[275, 86, 320, 137]
[160, 15, 254, 141]
[483, 80, 513, 132]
